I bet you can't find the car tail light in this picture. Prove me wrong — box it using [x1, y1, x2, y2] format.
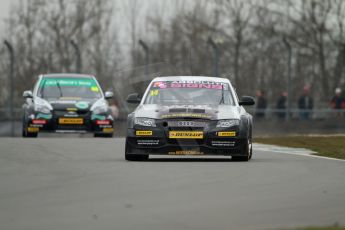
[96, 120, 110, 125]
[32, 119, 47, 125]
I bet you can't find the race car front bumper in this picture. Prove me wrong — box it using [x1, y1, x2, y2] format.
[27, 112, 114, 134]
[126, 125, 248, 156]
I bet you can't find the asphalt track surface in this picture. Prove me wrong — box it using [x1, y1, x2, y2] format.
[0, 138, 344, 230]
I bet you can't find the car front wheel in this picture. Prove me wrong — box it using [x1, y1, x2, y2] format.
[125, 141, 149, 161]
[232, 138, 252, 162]
[94, 133, 113, 138]
[22, 117, 38, 138]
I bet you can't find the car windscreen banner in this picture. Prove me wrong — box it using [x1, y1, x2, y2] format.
[39, 78, 100, 92]
[151, 81, 229, 90]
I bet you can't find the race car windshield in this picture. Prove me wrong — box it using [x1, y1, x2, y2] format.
[37, 78, 102, 99]
[144, 81, 235, 105]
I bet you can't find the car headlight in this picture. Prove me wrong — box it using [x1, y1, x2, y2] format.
[35, 105, 51, 114]
[92, 106, 108, 114]
[216, 119, 240, 128]
[91, 99, 108, 114]
[134, 118, 156, 127]
[34, 97, 52, 114]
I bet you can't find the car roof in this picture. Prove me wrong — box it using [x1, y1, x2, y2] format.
[41, 74, 95, 79]
[152, 76, 231, 84]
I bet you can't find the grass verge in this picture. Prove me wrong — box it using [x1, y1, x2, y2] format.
[255, 136, 345, 160]
[286, 227, 345, 230]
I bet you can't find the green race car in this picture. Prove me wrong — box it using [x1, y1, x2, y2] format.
[22, 74, 114, 137]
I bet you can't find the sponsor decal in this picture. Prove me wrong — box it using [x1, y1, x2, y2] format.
[28, 127, 39, 133]
[50, 100, 77, 104]
[217, 132, 236, 137]
[168, 150, 204, 155]
[91, 86, 99, 92]
[137, 140, 159, 145]
[103, 128, 114, 133]
[169, 131, 204, 139]
[212, 141, 236, 147]
[40, 78, 98, 88]
[75, 101, 89, 109]
[96, 120, 110, 125]
[162, 113, 211, 119]
[59, 118, 83, 124]
[32, 120, 47, 125]
[153, 82, 168, 89]
[136, 130, 153, 136]
[64, 111, 78, 118]
[29, 124, 43, 128]
[152, 81, 228, 90]
[150, 90, 159, 96]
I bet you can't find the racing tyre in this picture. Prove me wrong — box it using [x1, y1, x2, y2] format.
[232, 138, 252, 162]
[125, 141, 149, 161]
[125, 154, 149, 161]
[94, 133, 113, 138]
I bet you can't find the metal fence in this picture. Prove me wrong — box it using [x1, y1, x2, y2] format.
[247, 108, 345, 120]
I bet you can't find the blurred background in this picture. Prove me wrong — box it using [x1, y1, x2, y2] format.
[0, 0, 345, 137]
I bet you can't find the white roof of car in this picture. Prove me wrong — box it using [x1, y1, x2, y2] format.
[152, 76, 231, 84]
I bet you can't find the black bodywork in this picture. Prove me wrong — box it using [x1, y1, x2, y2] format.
[125, 103, 254, 161]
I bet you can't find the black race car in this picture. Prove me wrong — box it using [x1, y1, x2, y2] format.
[125, 76, 255, 161]
[22, 74, 114, 137]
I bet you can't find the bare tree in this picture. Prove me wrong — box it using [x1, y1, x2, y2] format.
[0, 0, 119, 107]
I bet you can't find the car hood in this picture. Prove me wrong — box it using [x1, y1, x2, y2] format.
[134, 104, 241, 120]
[45, 98, 99, 111]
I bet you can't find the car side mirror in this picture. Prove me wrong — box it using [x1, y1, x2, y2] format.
[104, 91, 114, 99]
[127, 93, 141, 104]
[239, 96, 255, 106]
[23, 90, 33, 98]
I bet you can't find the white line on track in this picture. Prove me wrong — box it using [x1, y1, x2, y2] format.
[253, 143, 345, 162]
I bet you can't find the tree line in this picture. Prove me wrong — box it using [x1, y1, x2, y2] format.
[0, 0, 344, 110]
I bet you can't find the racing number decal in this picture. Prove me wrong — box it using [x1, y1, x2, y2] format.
[150, 90, 159, 96]
[169, 131, 204, 139]
[91, 86, 99, 92]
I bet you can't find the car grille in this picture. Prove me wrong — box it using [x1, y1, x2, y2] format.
[167, 138, 205, 146]
[167, 120, 206, 128]
[53, 110, 90, 117]
[160, 119, 209, 146]
[53, 110, 91, 130]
